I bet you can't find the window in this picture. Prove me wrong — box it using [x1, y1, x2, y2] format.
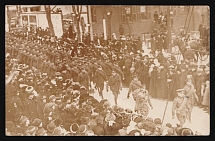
[29, 15, 36, 23]
[91, 7, 96, 23]
[122, 6, 132, 23]
[22, 7, 27, 12]
[30, 6, 40, 12]
[147, 6, 151, 19]
[132, 6, 137, 21]
[180, 6, 185, 15]
[22, 15, 28, 27]
[138, 6, 147, 20]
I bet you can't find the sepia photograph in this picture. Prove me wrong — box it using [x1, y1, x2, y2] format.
[5, 5, 209, 136]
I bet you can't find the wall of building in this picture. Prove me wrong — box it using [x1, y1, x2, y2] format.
[91, 6, 209, 39]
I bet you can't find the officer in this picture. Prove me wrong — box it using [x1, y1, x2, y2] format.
[172, 89, 188, 127]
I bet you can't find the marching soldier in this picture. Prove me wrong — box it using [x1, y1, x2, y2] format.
[94, 66, 108, 99]
[112, 62, 124, 81]
[172, 89, 188, 127]
[107, 70, 122, 105]
[182, 78, 198, 123]
[77, 68, 90, 90]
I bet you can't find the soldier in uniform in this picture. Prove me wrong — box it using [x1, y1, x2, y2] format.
[94, 65, 108, 99]
[172, 89, 188, 127]
[182, 78, 198, 123]
[107, 70, 122, 105]
[77, 68, 90, 90]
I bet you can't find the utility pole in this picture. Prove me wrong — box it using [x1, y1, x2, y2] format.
[88, 5, 93, 41]
[167, 6, 172, 53]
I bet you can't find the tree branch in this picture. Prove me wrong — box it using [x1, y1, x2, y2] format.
[51, 5, 57, 12]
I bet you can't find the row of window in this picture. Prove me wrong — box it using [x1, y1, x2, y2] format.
[91, 6, 187, 23]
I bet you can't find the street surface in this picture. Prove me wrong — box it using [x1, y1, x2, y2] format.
[91, 44, 210, 135]
[92, 87, 210, 135]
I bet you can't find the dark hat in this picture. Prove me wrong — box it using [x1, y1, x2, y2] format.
[25, 126, 38, 135]
[81, 117, 91, 125]
[154, 118, 162, 125]
[6, 121, 15, 132]
[180, 128, 194, 136]
[32, 118, 42, 127]
[128, 129, 142, 136]
[54, 118, 63, 127]
[47, 122, 56, 133]
[82, 104, 93, 113]
[70, 123, 79, 133]
[95, 115, 104, 124]
[105, 113, 116, 122]
[35, 128, 47, 136]
[49, 95, 56, 101]
[52, 127, 63, 136]
[78, 124, 88, 134]
[20, 116, 28, 125]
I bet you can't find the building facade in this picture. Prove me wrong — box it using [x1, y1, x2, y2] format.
[90, 6, 209, 40]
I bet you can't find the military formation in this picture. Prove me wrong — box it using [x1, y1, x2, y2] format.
[5, 20, 209, 136]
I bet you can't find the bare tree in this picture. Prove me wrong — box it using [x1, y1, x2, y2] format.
[16, 5, 21, 27]
[44, 5, 55, 36]
[72, 5, 82, 42]
[6, 6, 11, 31]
